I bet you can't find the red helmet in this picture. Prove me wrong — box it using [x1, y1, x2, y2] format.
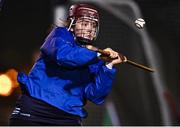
[68, 4, 99, 45]
[68, 4, 99, 22]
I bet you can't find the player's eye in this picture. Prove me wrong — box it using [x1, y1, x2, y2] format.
[82, 21, 88, 26]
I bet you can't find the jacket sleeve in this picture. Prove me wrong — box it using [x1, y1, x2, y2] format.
[40, 36, 98, 68]
[83, 64, 117, 105]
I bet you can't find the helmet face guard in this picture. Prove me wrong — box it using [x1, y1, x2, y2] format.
[68, 4, 99, 45]
[74, 17, 99, 45]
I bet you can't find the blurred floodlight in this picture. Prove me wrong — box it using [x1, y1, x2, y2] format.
[0, 69, 18, 96]
[0, 74, 13, 96]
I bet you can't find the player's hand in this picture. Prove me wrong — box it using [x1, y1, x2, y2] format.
[102, 48, 127, 65]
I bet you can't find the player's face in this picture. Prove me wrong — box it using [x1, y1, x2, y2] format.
[74, 18, 97, 41]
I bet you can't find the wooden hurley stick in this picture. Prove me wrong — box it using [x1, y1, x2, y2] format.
[87, 45, 155, 72]
[126, 60, 155, 72]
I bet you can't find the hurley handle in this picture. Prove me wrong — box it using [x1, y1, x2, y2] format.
[90, 47, 155, 72]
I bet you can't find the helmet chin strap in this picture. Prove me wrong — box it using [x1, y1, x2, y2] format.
[68, 18, 75, 31]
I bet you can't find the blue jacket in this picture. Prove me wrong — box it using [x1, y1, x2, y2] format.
[17, 27, 117, 118]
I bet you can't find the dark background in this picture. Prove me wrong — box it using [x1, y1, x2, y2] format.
[0, 0, 180, 125]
